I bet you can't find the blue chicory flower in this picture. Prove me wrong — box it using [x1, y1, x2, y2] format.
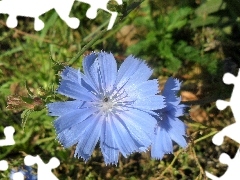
[9, 166, 37, 180]
[47, 52, 165, 164]
[151, 77, 188, 159]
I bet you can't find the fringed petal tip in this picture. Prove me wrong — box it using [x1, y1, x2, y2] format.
[126, 54, 151, 68]
[138, 146, 149, 152]
[151, 156, 163, 160]
[74, 153, 91, 163]
[173, 78, 182, 90]
[83, 51, 115, 59]
[151, 150, 173, 160]
[105, 162, 118, 166]
[162, 77, 182, 94]
[60, 66, 75, 76]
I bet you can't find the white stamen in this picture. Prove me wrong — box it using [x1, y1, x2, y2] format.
[101, 98, 114, 112]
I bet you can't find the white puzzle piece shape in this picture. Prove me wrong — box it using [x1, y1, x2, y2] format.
[205, 69, 240, 179]
[0, 160, 8, 171]
[24, 155, 60, 180]
[11, 172, 24, 180]
[206, 149, 240, 180]
[78, 0, 122, 30]
[0, 0, 79, 31]
[0, 0, 123, 31]
[212, 69, 240, 145]
[0, 126, 15, 146]
[0, 126, 15, 171]
[216, 70, 240, 121]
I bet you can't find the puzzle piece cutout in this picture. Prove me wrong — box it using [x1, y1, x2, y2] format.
[0, 0, 122, 31]
[0, 126, 15, 171]
[11, 171, 25, 180]
[23, 155, 60, 180]
[0, 160, 8, 171]
[212, 122, 240, 146]
[205, 69, 240, 179]
[0, 0, 78, 31]
[206, 149, 240, 180]
[212, 69, 240, 145]
[0, 126, 59, 179]
[216, 69, 240, 121]
[0, 126, 15, 146]
[79, 0, 122, 30]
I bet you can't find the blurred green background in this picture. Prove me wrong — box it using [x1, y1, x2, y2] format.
[1, 0, 240, 179]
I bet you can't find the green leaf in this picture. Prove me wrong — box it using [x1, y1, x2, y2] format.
[25, 81, 34, 97]
[190, 16, 221, 28]
[21, 96, 34, 104]
[21, 109, 33, 130]
[195, 0, 225, 16]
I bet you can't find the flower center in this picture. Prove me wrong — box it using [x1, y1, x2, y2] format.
[103, 97, 109, 102]
[101, 97, 114, 112]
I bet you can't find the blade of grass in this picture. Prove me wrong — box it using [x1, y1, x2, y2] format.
[0, 46, 23, 58]
[68, 29, 107, 65]
[39, 11, 59, 46]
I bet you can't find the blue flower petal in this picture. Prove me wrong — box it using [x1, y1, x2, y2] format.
[123, 79, 165, 111]
[60, 66, 78, 79]
[82, 52, 118, 94]
[126, 80, 159, 99]
[162, 77, 181, 102]
[53, 106, 98, 133]
[82, 53, 98, 76]
[97, 52, 117, 93]
[56, 113, 101, 148]
[56, 127, 81, 148]
[115, 55, 152, 89]
[124, 57, 153, 86]
[57, 67, 96, 101]
[100, 118, 119, 165]
[74, 113, 104, 161]
[82, 53, 100, 91]
[151, 77, 188, 160]
[151, 127, 173, 159]
[47, 100, 84, 116]
[133, 95, 165, 111]
[89, 60, 104, 93]
[116, 109, 156, 150]
[167, 117, 187, 147]
[175, 104, 188, 117]
[109, 114, 140, 157]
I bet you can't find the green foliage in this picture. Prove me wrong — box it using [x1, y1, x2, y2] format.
[125, 1, 224, 76]
[191, 0, 226, 28]
[127, 2, 193, 72]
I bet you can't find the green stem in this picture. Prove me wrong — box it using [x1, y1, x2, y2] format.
[159, 149, 183, 178]
[35, 136, 55, 145]
[158, 130, 218, 178]
[68, 4, 140, 65]
[191, 146, 204, 179]
[194, 130, 218, 144]
[69, 29, 107, 65]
